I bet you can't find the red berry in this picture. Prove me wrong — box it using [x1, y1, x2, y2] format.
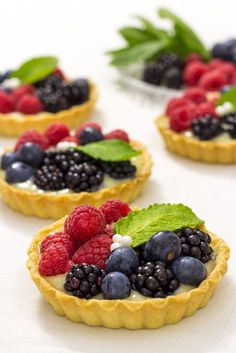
[72, 234, 112, 269]
[183, 61, 208, 86]
[208, 59, 225, 70]
[75, 122, 102, 142]
[183, 87, 206, 104]
[53, 68, 65, 80]
[44, 122, 70, 146]
[104, 223, 114, 238]
[198, 69, 227, 91]
[61, 136, 78, 143]
[100, 199, 131, 224]
[105, 129, 130, 143]
[40, 231, 77, 257]
[0, 91, 14, 113]
[230, 70, 236, 84]
[16, 94, 43, 114]
[166, 97, 189, 116]
[38, 243, 72, 276]
[65, 205, 106, 243]
[11, 84, 35, 102]
[14, 129, 49, 151]
[169, 102, 195, 132]
[185, 53, 202, 64]
[218, 63, 236, 81]
[192, 101, 217, 119]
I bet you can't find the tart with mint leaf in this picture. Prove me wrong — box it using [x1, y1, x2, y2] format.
[27, 200, 229, 329]
[0, 122, 152, 218]
[0, 56, 97, 136]
[156, 85, 236, 163]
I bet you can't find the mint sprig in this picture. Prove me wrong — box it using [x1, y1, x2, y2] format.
[216, 86, 236, 109]
[11, 56, 58, 84]
[115, 204, 204, 247]
[75, 139, 141, 162]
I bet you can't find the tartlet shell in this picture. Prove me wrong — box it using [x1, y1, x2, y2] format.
[27, 219, 229, 329]
[156, 115, 236, 164]
[0, 140, 152, 219]
[0, 82, 97, 137]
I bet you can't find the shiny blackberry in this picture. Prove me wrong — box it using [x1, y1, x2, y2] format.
[192, 115, 222, 140]
[37, 91, 70, 113]
[158, 52, 184, 70]
[33, 165, 66, 191]
[35, 74, 63, 90]
[43, 149, 90, 173]
[222, 113, 236, 138]
[130, 261, 180, 298]
[64, 264, 103, 299]
[65, 79, 89, 105]
[100, 161, 136, 179]
[175, 227, 213, 263]
[65, 162, 104, 192]
[143, 62, 165, 85]
[161, 67, 183, 89]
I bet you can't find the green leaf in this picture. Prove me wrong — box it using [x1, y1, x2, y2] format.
[11, 56, 58, 84]
[135, 16, 169, 40]
[115, 203, 204, 248]
[119, 27, 152, 46]
[75, 139, 141, 162]
[110, 39, 170, 66]
[158, 8, 210, 60]
[216, 86, 236, 108]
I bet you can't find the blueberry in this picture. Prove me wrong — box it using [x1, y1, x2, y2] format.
[105, 246, 139, 276]
[0, 70, 11, 84]
[6, 162, 34, 183]
[18, 142, 44, 167]
[212, 43, 229, 60]
[172, 256, 207, 287]
[1, 152, 18, 170]
[144, 230, 182, 263]
[221, 85, 232, 94]
[101, 272, 131, 299]
[79, 127, 104, 145]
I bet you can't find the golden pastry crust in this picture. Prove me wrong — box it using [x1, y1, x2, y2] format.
[27, 219, 229, 329]
[0, 140, 152, 219]
[156, 115, 236, 164]
[0, 82, 97, 137]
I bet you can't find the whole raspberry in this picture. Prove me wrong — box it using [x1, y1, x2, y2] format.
[192, 101, 217, 120]
[75, 122, 102, 142]
[53, 68, 65, 80]
[38, 243, 72, 276]
[169, 102, 195, 132]
[14, 129, 49, 151]
[61, 136, 78, 143]
[45, 122, 70, 146]
[72, 234, 112, 269]
[100, 199, 131, 224]
[166, 97, 189, 116]
[183, 87, 206, 104]
[183, 61, 208, 86]
[40, 231, 77, 257]
[65, 205, 106, 243]
[105, 129, 130, 142]
[11, 84, 35, 102]
[16, 94, 43, 114]
[198, 69, 227, 91]
[0, 91, 14, 113]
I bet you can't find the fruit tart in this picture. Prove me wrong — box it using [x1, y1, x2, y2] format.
[0, 56, 97, 136]
[156, 85, 236, 163]
[27, 200, 229, 329]
[0, 122, 152, 218]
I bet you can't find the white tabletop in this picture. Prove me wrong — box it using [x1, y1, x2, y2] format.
[0, 0, 236, 352]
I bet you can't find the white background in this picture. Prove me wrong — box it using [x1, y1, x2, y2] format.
[0, 1, 236, 352]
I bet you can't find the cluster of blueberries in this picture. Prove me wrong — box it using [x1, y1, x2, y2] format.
[212, 38, 236, 63]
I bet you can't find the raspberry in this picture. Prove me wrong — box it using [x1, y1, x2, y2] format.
[104, 223, 114, 238]
[38, 243, 72, 276]
[183, 87, 206, 104]
[105, 129, 130, 142]
[208, 59, 224, 70]
[0, 91, 14, 113]
[192, 101, 217, 120]
[53, 68, 65, 80]
[166, 97, 189, 116]
[44, 122, 70, 146]
[72, 234, 112, 269]
[14, 129, 49, 151]
[183, 61, 208, 86]
[218, 63, 235, 81]
[169, 102, 195, 132]
[61, 136, 78, 143]
[75, 122, 102, 142]
[100, 199, 131, 224]
[40, 231, 77, 257]
[198, 69, 227, 91]
[65, 205, 106, 243]
[185, 53, 202, 64]
[11, 84, 35, 102]
[16, 94, 43, 114]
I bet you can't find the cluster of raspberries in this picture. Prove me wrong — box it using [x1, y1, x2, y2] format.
[38, 200, 131, 276]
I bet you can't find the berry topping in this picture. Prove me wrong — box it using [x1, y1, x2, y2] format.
[44, 123, 70, 146]
[6, 162, 34, 183]
[100, 199, 131, 224]
[143, 62, 164, 85]
[144, 231, 182, 263]
[1, 152, 18, 170]
[166, 97, 188, 116]
[192, 101, 217, 119]
[198, 69, 227, 91]
[101, 272, 131, 299]
[14, 130, 49, 151]
[53, 68, 65, 80]
[78, 127, 104, 145]
[105, 246, 139, 276]
[15, 94, 43, 114]
[105, 129, 130, 143]
[38, 243, 72, 276]
[72, 235, 112, 269]
[0, 91, 14, 113]
[66, 79, 89, 105]
[34, 165, 65, 191]
[169, 102, 195, 132]
[60, 136, 78, 144]
[183, 61, 208, 86]
[65, 205, 106, 243]
[66, 162, 104, 192]
[11, 84, 35, 101]
[40, 232, 77, 257]
[171, 256, 207, 286]
[191, 115, 222, 140]
[183, 87, 206, 104]
[161, 67, 183, 89]
[64, 264, 103, 299]
[223, 113, 236, 138]
[17, 142, 44, 167]
[100, 160, 136, 179]
[75, 122, 102, 141]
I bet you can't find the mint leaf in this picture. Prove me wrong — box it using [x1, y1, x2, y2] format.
[75, 139, 141, 162]
[135, 16, 169, 40]
[119, 27, 152, 46]
[11, 56, 58, 84]
[115, 203, 204, 247]
[216, 86, 236, 108]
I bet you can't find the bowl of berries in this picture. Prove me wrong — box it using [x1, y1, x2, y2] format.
[27, 201, 229, 329]
[0, 56, 97, 136]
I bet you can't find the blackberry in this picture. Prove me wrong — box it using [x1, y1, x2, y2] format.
[161, 67, 183, 89]
[65, 162, 104, 192]
[35, 74, 63, 90]
[37, 91, 70, 113]
[158, 52, 184, 70]
[64, 264, 103, 299]
[222, 113, 236, 138]
[175, 227, 213, 263]
[34, 165, 66, 191]
[130, 261, 180, 298]
[192, 115, 223, 140]
[65, 79, 89, 105]
[143, 62, 165, 85]
[100, 161, 136, 179]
